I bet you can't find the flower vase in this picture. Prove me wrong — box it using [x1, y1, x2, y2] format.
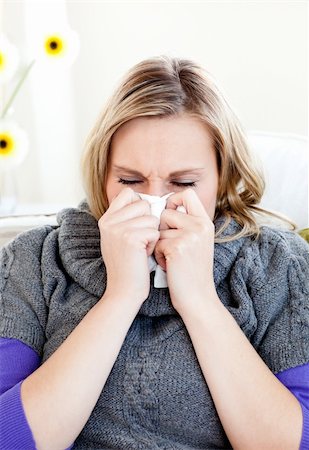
[0, 169, 17, 215]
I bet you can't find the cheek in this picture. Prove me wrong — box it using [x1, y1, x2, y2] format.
[105, 177, 122, 205]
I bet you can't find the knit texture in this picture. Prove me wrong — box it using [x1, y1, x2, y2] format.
[0, 201, 308, 449]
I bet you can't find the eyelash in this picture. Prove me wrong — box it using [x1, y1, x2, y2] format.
[117, 178, 197, 187]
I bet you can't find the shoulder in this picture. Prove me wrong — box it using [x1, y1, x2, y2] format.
[249, 228, 309, 372]
[0, 225, 57, 282]
[256, 225, 309, 259]
[2, 224, 56, 254]
[239, 226, 309, 287]
[221, 224, 309, 304]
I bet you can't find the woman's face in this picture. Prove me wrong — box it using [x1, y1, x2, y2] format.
[106, 114, 219, 219]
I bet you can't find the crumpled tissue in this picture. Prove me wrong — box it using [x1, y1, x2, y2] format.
[137, 192, 186, 288]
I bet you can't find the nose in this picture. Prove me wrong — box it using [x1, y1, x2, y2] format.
[140, 182, 170, 198]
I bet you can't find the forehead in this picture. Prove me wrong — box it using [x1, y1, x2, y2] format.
[109, 114, 214, 166]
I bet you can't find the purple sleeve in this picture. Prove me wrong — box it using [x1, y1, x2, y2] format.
[0, 338, 40, 449]
[276, 363, 309, 450]
[0, 337, 40, 395]
[0, 381, 38, 449]
[0, 337, 74, 449]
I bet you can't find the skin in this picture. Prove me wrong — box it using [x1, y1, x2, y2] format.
[21, 113, 302, 450]
[103, 114, 219, 308]
[106, 114, 218, 217]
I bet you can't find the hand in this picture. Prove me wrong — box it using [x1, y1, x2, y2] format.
[154, 189, 217, 317]
[98, 188, 160, 309]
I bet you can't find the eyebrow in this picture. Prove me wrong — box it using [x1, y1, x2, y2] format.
[112, 165, 205, 177]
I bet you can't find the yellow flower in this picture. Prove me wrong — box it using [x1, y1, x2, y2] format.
[33, 26, 79, 69]
[1, 25, 79, 118]
[0, 120, 29, 170]
[45, 35, 64, 56]
[0, 34, 20, 84]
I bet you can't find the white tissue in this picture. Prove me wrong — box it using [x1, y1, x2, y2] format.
[137, 192, 187, 288]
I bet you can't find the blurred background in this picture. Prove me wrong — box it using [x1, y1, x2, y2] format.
[0, 0, 307, 223]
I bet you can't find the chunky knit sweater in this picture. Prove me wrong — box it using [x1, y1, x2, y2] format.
[0, 201, 309, 449]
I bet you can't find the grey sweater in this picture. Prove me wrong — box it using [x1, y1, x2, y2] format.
[0, 201, 308, 449]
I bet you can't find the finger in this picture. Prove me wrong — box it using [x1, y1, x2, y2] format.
[153, 230, 185, 270]
[104, 199, 152, 225]
[146, 231, 161, 256]
[159, 228, 181, 240]
[106, 187, 140, 214]
[160, 208, 199, 231]
[123, 227, 160, 252]
[99, 214, 160, 241]
[116, 214, 160, 232]
[153, 238, 170, 271]
[166, 188, 207, 217]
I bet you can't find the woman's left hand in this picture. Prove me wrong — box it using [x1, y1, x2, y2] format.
[154, 188, 218, 317]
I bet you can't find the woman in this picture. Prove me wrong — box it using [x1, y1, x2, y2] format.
[0, 56, 308, 450]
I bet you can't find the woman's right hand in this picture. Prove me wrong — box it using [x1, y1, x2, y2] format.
[98, 188, 160, 308]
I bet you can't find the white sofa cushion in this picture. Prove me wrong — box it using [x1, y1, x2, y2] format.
[0, 214, 57, 248]
[247, 131, 308, 229]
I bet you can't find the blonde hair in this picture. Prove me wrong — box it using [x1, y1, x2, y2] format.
[82, 55, 295, 242]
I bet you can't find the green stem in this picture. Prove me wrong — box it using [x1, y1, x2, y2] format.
[1, 59, 36, 119]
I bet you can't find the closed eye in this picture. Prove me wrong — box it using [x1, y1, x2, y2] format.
[117, 178, 197, 187]
[172, 181, 197, 187]
[118, 178, 143, 185]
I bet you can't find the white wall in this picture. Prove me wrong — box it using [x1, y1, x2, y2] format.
[68, 0, 308, 139]
[0, 0, 307, 209]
